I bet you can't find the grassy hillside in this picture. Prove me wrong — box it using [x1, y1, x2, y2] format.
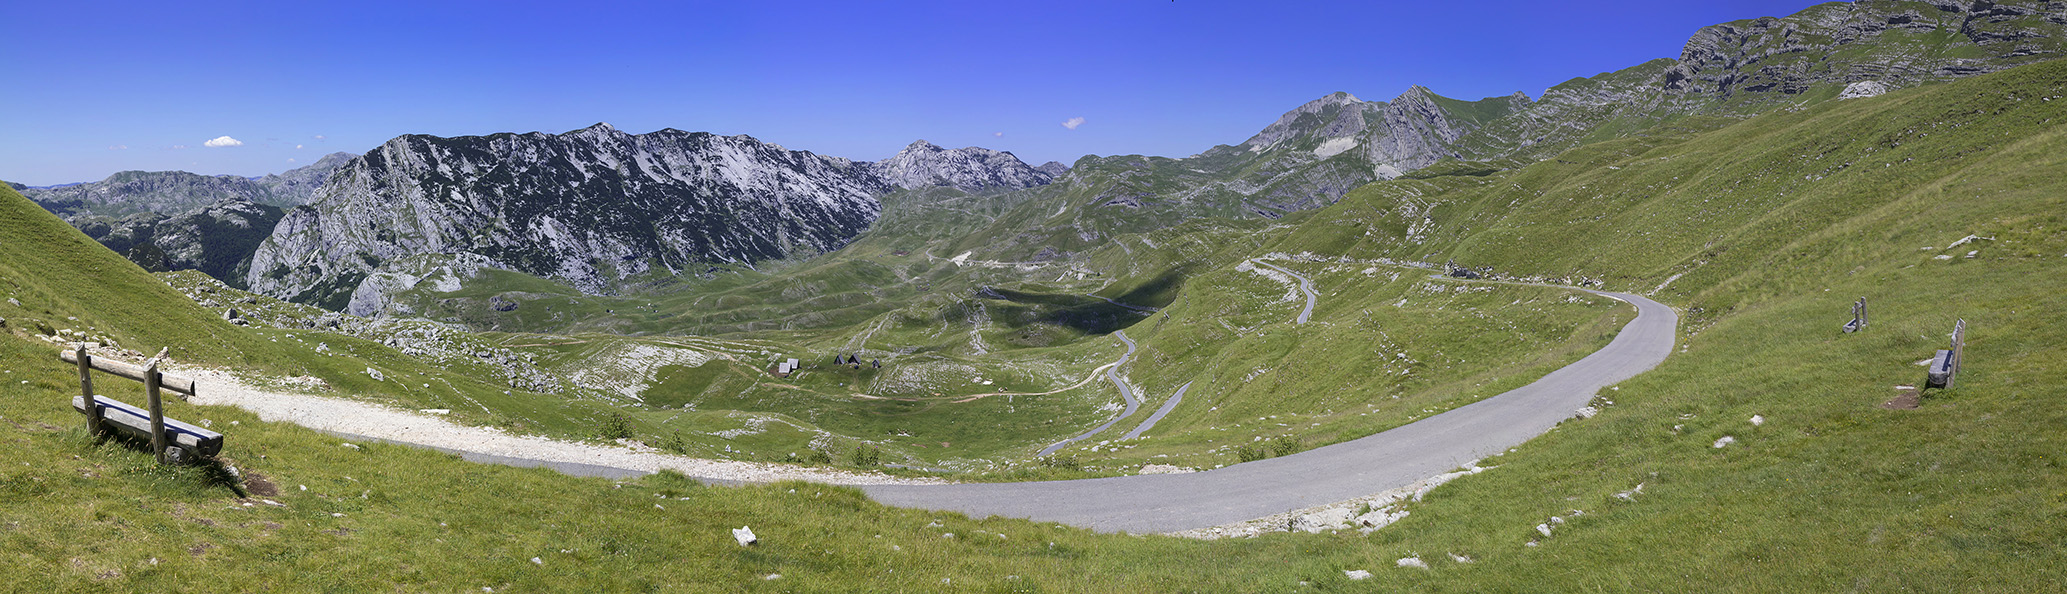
[6, 56, 2067, 593]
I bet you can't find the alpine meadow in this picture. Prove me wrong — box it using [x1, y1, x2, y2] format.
[2, 1, 2064, 592]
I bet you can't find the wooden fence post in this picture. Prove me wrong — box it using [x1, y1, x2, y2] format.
[77, 344, 99, 435]
[146, 359, 166, 464]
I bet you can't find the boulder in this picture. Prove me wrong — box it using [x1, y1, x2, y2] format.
[732, 526, 757, 546]
[1839, 81, 1889, 99]
[1290, 508, 1355, 533]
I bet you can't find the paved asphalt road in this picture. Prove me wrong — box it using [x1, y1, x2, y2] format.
[1121, 381, 1192, 440]
[1036, 330, 1142, 456]
[1252, 260, 1318, 324]
[862, 290, 1676, 533]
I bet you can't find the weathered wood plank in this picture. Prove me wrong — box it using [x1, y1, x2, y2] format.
[147, 360, 166, 464]
[71, 395, 223, 457]
[76, 345, 99, 434]
[59, 349, 195, 396]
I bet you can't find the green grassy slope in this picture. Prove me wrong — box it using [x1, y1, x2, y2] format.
[6, 54, 2066, 594]
[1247, 57, 2067, 589]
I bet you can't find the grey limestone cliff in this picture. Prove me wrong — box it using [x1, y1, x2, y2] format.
[246, 124, 893, 309]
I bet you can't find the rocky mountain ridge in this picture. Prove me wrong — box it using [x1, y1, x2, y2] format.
[871, 140, 1058, 193]
[22, 151, 354, 217]
[947, 0, 2067, 261]
[247, 124, 903, 309]
[18, 153, 356, 287]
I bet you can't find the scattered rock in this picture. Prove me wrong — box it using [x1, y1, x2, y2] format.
[1290, 508, 1354, 533]
[1396, 556, 1429, 569]
[1712, 436, 1736, 448]
[1838, 80, 1889, 99]
[1613, 483, 1646, 501]
[530, 557, 542, 565]
[1355, 508, 1410, 530]
[364, 367, 385, 382]
[1137, 463, 1195, 475]
[223, 308, 240, 320]
[1749, 414, 1764, 426]
[732, 526, 757, 546]
[1447, 553, 1473, 564]
[1344, 569, 1372, 580]
[490, 295, 520, 312]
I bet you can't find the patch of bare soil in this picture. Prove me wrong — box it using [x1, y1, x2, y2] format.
[1882, 385, 1920, 410]
[242, 469, 279, 496]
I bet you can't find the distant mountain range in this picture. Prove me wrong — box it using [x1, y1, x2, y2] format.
[16, 0, 2064, 311]
[244, 124, 1062, 311]
[17, 153, 356, 287]
[948, 0, 2067, 260]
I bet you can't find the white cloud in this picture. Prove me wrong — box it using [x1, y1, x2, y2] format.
[295, 144, 304, 149]
[287, 158, 297, 163]
[204, 135, 243, 148]
[993, 132, 1004, 137]
[108, 145, 128, 150]
[171, 145, 190, 150]
[1061, 117, 1085, 130]
[314, 135, 327, 140]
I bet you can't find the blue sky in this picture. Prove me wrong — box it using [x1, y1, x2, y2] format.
[0, 0, 1831, 186]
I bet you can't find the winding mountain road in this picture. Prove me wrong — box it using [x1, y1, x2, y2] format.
[1121, 381, 1191, 440]
[1036, 330, 1142, 456]
[1251, 259, 1318, 324]
[862, 289, 1675, 533]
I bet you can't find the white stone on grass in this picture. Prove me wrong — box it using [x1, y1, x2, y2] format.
[1290, 508, 1355, 533]
[1344, 569, 1372, 580]
[1750, 415, 1764, 426]
[1396, 556, 1429, 569]
[1713, 435, 1737, 448]
[732, 526, 757, 546]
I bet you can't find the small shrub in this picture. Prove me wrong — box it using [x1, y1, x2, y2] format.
[657, 431, 691, 454]
[598, 412, 634, 441]
[1237, 444, 1270, 462]
[848, 444, 882, 466]
[804, 447, 834, 465]
[1271, 435, 1300, 457]
[1038, 454, 1081, 470]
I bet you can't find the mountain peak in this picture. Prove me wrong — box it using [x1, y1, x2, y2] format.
[875, 141, 1053, 193]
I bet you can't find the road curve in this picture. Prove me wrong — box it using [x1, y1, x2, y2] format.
[1036, 330, 1142, 456]
[1121, 381, 1191, 440]
[862, 289, 1676, 533]
[1252, 260, 1318, 324]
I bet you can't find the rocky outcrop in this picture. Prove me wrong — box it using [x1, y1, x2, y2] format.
[75, 197, 284, 288]
[246, 124, 892, 309]
[1669, 0, 2067, 102]
[872, 140, 1054, 193]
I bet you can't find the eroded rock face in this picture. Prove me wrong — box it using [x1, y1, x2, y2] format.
[1672, 0, 2067, 101]
[872, 140, 1055, 193]
[246, 124, 893, 308]
[75, 197, 284, 288]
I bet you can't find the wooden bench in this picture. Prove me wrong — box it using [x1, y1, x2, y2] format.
[61, 345, 215, 464]
[1925, 319, 1966, 389]
[72, 395, 222, 460]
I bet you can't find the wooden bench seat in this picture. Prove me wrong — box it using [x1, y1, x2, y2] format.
[73, 395, 223, 457]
